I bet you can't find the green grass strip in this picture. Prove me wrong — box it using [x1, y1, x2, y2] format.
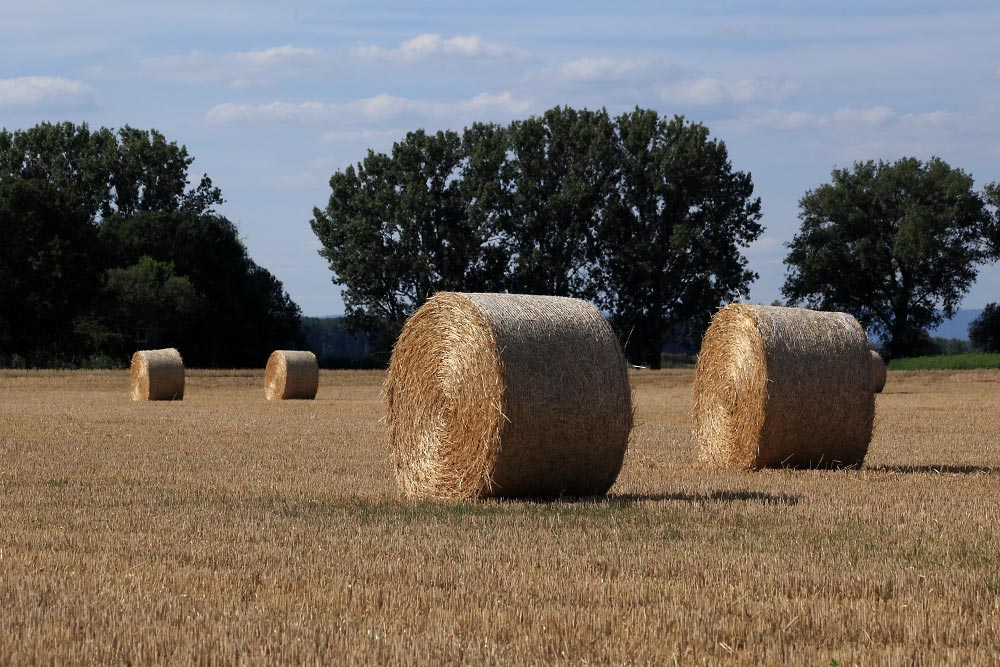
[888, 353, 1000, 370]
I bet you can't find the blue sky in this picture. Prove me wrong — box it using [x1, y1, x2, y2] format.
[3, 1, 999, 316]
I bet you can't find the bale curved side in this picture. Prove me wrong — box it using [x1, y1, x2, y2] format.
[870, 350, 887, 393]
[265, 350, 319, 400]
[130, 348, 185, 401]
[385, 292, 632, 500]
[693, 304, 874, 469]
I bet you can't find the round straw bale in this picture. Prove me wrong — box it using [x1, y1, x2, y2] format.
[870, 349, 887, 393]
[130, 348, 185, 401]
[264, 350, 319, 400]
[385, 292, 633, 500]
[693, 304, 874, 469]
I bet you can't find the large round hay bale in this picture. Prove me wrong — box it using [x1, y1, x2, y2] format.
[130, 348, 185, 401]
[385, 292, 633, 500]
[264, 350, 319, 400]
[693, 304, 874, 469]
[870, 349, 887, 393]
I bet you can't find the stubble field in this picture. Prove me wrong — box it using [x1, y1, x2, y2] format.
[1, 368, 998, 665]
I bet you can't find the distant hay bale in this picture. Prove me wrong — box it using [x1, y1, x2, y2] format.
[693, 304, 874, 469]
[130, 348, 185, 401]
[870, 350, 887, 393]
[385, 292, 633, 500]
[264, 350, 319, 400]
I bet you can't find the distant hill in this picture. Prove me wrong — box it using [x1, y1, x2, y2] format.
[929, 309, 982, 340]
[301, 316, 377, 367]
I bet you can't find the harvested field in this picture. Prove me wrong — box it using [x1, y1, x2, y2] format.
[1, 368, 999, 665]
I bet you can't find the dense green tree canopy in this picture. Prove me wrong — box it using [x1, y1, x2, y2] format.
[595, 110, 762, 367]
[782, 157, 995, 358]
[0, 122, 300, 368]
[312, 106, 763, 367]
[969, 304, 1000, 352]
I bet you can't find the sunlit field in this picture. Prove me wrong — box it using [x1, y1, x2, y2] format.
[2, 368, 998, 665]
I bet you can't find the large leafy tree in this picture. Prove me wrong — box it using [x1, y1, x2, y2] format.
[311, 129, 502, 354]
[783, 157, 994, 358]
[595, 110, 762, 368]
[500, 107, 618, 296]
[0, 121, 299, 367]
[968, 304, 1000, 352]
[99, 211, 302, 366]
[313, 107, 763, 366]
[0, 122, 222, 219]
[0, 178, 99, 363]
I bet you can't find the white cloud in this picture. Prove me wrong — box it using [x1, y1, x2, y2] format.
[206, 91, 533, 124]
[540, 56, 667, 83]
[351, 34, 528, 63]
[525, 55, 696, 90]
[753, 105, 952, 131]
[140, 45, 329, 86]
[659, 77, 797, 106]
[0, 76, 94, 109]
[321, 128, 407, 145]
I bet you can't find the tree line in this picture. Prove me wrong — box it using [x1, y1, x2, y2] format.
[0, 122, 302, 368]
[311, 107, 763, 368]
[313, 106, 1000, 363]
[4, 109, 999, 369]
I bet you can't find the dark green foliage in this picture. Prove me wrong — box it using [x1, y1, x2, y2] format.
[97, 211, 303, 367]
[300, 316, 377, 367]
[0, 122, 299, 368]
[93, 256, 203, 356]
[783, 158, 994, 359]
[311, 129, 500, 353]
[969, 303, 1000, 352]
[928, 337, 972, 356]
[312, 107, 763, 367]
[0, 178, 99, 361]
[596, 110, 762, 367]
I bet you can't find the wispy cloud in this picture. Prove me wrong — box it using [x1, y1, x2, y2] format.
[659, 77, 797, 106]
[321, 128, 407, 145]
[139, 45, 329, 87]
[528, 56, 680, 84]
[0, 76, 94, 109]
[752, 105, 952, 131]
[350, 34, 529, 63]
[206, 91, 533, 124]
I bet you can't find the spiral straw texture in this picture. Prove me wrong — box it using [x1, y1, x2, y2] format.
[130, 348, 185, 401]
[693, 304, 874, 469]
[385, 292, 633, 500]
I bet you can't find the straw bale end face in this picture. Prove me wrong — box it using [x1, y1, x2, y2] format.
[693, 304, 874, 469]
[264, 350, 319, 400]
[130, 348, 185, 401]
[385, 292, 633, 500]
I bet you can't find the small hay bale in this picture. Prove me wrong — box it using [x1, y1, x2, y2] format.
[870, 349, 887, 393]
[693, 304, 874, 469]
[264, 350, 319, 400]
[385, 292, 633, 500]
[130, 348, 185, 401]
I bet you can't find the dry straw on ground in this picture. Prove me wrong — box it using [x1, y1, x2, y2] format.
[130, 348, 185, 401]
[870, 349, 887, 393]
[693, 304, 874, 469]
[264, 350, 319, 400]
[385, 292, 633, 500]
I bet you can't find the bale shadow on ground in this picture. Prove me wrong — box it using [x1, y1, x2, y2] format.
[867, 464, 997, 475]
[607, 490, 802, 506]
